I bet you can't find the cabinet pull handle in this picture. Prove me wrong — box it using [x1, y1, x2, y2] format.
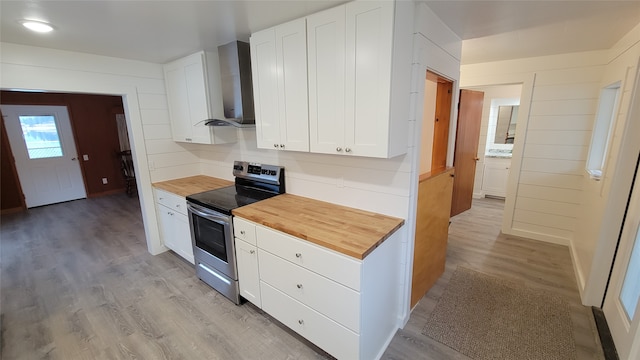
[295, 253, 302, 258]
[280, 144, 285, 148]
[176, 204, 180, 208]
[296, 284, 303, 289]
[240, 230, 245, 235]
[298, 319, 304, 325]
[345, 148, 351, 153]
[274, 144, 278, 148]
[336, 147, 342, 152]
[185, 138, 192, 142]
[250, 250, 255, 254]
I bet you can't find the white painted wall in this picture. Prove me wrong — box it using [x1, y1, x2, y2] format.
[574, 22, 640, 306]
[461, 51, 608, 246]
[463, 84, 522, 198]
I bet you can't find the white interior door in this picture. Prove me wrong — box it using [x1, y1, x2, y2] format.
[1, 105, 86, 208]
[603, 155, 640, 360]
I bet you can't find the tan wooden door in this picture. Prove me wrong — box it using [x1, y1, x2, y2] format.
[451, 89, 484, 217]
[411, 168, 455, 308]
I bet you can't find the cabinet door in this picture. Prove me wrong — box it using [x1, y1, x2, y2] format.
[164, 64, 192, 142]
[482, 159, 510, 198]
[158, 204, 177, 252]
[236, 239, 261, 307]
[308, 6, 346, 155]
[344, 1, 394, 157]
[173, 212, 195, 264]
[250, 28, 281, 150]
[276, 18, 310, 152]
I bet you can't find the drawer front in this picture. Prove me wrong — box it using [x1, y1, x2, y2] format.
[256, 226, 361, 291]
[155, 189, 187, 215]
[233, 217, 257, 245]
[261, 282, 359, 360]
[259, 250, 360, 333]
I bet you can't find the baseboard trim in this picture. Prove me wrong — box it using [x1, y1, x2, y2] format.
[87, 188, 127, 198]
[592, 307, 619, 360]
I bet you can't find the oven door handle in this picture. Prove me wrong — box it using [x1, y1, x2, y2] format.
[187, 203, 230, 225]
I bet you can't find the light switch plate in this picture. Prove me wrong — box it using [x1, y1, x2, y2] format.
[83, 154, 89, 161]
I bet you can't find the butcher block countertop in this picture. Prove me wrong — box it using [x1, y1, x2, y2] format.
[233, 194, 404, 260]
[152, 175, 233, 197]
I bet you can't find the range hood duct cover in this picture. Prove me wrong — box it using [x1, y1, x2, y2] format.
[206, 40, 255, 128]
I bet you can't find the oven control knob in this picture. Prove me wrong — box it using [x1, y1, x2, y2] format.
[270, 170, 277, 176]
[233, 165, 244, 171]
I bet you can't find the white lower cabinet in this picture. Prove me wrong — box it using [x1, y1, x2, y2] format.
[261, 282, 359, 360]
[482, 157, 511, 198]
[155, 189, 194, 264]
[233, 216, 402, 360]
[235, 238, 261, 307]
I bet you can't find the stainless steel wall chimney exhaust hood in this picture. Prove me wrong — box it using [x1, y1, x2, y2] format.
[205, 41, 255, 128]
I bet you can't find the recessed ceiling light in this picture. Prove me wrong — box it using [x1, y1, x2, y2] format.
[20, 20, 54, 33]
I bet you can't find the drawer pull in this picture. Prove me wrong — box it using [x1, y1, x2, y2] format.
[296, 284, 303, 289]
[240, 230, 245, 235]
[295, 253, 302, 258]
[298, 319, 304, 325]
[250, 250, 255, 255]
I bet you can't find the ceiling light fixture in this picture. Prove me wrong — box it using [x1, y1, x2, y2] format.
[20, 20, 54, 33]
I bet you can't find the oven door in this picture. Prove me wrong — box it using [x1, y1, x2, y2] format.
[187, 202, 237, 279]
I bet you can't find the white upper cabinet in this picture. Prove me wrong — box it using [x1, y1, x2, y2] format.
[251, 0, 411, 158]
[307, 6, 346, 155]
[251, 18, 309, 152]
[309, 1, 409, 158]
[163, 51, 237, 145]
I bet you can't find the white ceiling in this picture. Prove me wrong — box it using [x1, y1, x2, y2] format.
[1, 1, 639, 65]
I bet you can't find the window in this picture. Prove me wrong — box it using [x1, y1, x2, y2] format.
[620, 223, 640, 320]
[19, 115, 64, 159]
[586, 82, 622, 180]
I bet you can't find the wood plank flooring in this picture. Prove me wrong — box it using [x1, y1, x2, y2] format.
[382, 197, 604, 360]
[1, 195, 604, 359]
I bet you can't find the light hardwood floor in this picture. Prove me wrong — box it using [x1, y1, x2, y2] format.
[1, 195, 603, 359]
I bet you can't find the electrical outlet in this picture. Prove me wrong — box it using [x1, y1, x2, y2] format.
[83, 154, 89, 161]
[102, 178, 108, 184]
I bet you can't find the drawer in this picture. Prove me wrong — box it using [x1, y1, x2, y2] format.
[259, 250, 360, 333]
[261, 282, 359, 360]
[256, 226, 361, 291]
[233, 217, 257, 245]
[155, 189, 187, 216]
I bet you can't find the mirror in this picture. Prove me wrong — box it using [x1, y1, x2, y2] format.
[494, 105, 519, 144]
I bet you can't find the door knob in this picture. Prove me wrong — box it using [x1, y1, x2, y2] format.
[71, 157, 77, 161]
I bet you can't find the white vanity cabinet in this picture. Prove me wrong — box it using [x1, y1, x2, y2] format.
[233, 216, 401, 360]
[233, 217, 261, 307]
[154, 189, 194, 264]
[482, 157, 511, 198]
[250, 18, 310, 152]
[163, 51, 236, 145]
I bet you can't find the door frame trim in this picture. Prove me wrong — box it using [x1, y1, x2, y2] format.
[0, 113, 26, 212]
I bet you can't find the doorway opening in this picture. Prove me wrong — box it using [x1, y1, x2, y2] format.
[452, 84, 523, 219]
[0, 91, 132, 212]
[411, 70, 455, 308]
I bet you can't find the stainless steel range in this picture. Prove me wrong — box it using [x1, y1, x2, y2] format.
[186, 161, 285, 304]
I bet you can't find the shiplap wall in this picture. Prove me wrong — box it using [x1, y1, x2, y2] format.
[461, 51, 609, 245]
[464, 84, 522, 197]
[573, 22, 640, 305]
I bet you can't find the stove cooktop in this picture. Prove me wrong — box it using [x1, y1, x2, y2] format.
[186, 185, 279, 215]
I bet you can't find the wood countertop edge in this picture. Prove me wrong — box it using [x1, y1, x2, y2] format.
[419, 166, 454, 183]
[234, 214, 405, 260]
[152, 175, 233, 197]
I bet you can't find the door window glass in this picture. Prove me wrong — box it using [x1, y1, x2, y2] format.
[19, 115, 63, 159]
[620, 223, 640, 320]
